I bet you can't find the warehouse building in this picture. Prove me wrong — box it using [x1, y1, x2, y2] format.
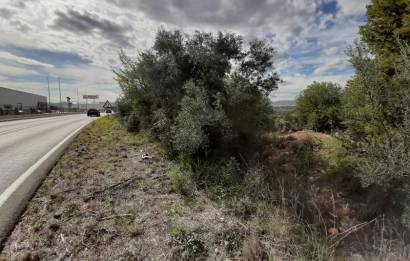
[0, 86, 47, 114]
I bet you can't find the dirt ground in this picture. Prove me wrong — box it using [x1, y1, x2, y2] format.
[0, 117, 251, 260]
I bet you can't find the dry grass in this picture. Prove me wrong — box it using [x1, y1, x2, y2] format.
[0, 116, 284, 260]
[2, 118, 405, 260]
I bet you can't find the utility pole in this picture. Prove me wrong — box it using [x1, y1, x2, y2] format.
[85, 88, 88, 111]
[77, 88, 80, 111]
[47, 76, 51, 112]
[58, 77, 62, 112]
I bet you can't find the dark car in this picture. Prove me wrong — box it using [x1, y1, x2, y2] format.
[87, 108, 101, 117]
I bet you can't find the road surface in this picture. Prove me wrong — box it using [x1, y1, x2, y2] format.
[0, 114, 95, 195]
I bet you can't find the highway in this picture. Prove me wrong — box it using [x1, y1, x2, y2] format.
[0, 114, 95, 195]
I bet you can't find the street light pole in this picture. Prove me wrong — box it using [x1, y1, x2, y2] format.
[47, 76, 51, 112]
[58, 77, 62, 112]
[77, 88, 80, 111]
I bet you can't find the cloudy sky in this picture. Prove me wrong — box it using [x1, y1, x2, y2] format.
[0, 0, 369, 103]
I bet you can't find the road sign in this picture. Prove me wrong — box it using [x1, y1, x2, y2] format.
[83, 95, 99, 99]
[103, 100, 112, 109]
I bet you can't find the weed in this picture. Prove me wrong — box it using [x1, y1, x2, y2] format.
[292, 148, 323, 177]
[128, 224, 143, 237]
[221, 230, 242, 254]
[241, 236, 269, 261]
[126, 134, 147, 147]
[255, 201, 270, 218]
[296, 225, 334, 261]
[170, 227, 206, 259]
[322, 136, 356, 174]
[139, 180, 147, 191]
[29, 233, 40, 245]
[115, 215, 133, 228]
[168, 165, 193, 196]
[207, 185, 242, 201]
[64, 203, 79, 217]
[39, 179, 54, 194]
[184, 198, 205, 213]
[225, 197, 257, 220]
[98, 116, 115, 127]
[159, 201, 183, 215]
[169, 201, 182, 215]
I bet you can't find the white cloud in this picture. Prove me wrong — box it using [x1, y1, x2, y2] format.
[337, 0, 370, 16]
[313, 57, 350, 76]
[0, 51, 54, 68]
[0, 63, 38, 77]
[0, 0, 369, 101]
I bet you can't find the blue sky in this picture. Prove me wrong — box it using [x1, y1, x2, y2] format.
[0, 0, 370, 103]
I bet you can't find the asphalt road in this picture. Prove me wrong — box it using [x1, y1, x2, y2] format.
[0, 114, 96, 194]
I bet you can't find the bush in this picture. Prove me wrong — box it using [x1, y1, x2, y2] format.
[171, 82, 226, 155]
[345, 41, 410, 138]
[116, 96, 132, 118]
[295, 82, 343, 132]
[170, 227, 206, 259]
[115, 29, 280, 162]
[168, 164, 194, 196]
[126, 111, 140, 132]
[353, 96, 410, 225]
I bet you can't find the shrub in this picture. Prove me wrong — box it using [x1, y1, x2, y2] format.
[355, 99, 410, 225]
[295, 82, 343, 132]
[116, 96, 132, 118]
[168, 165, 194, 196]
[190, 158, 242, 188]
[170, 227, 206, 259]
[221, 229, 243, 254]
[171, 82, 226, 155]
[345, 41, 410, 138]
[126, 111, 140, 132]
[115, 29, 280, 162]
[222, 75, 274, 154]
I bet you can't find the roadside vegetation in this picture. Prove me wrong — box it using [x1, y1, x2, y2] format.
[1, 0, 410, 260]
[114, 0, 410, 259]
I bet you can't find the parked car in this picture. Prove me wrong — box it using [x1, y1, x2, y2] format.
[87, 108, 100, 117]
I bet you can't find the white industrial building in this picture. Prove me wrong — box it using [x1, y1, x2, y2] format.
[0, 87, 47, 113]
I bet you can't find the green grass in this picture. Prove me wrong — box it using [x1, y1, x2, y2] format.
[168, 165, 193, 196]
[126, 133, 148, 147]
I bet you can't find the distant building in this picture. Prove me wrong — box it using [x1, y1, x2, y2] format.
[0, 87, 47, 112]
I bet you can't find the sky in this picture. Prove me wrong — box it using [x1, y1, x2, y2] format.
[0, 0, 370, 103]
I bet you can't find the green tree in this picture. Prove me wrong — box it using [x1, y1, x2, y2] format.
[360, 0, 410, 73]
[345, 0, 410, 224]
[114, 29, 280, 159]
[295, 82, 343, 132]
[361, 0, 410, 55]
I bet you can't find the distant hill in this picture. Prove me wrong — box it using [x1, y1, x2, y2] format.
[272, 100, 295, 107]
